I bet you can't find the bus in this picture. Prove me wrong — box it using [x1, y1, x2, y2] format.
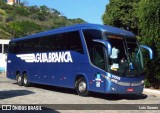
[7, 23, 153, 96]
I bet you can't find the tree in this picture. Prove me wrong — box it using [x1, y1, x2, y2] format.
[0, 1, 85, 39]
[71, 18, 85, 24]
[0, 8, 11, 39]
[102, 0, 140, 35]
[0, 8, 6, 22]
[138, 0, 160, 88]
[14, 5, 29, 16]
[50, 8, 61, 15]
[7, 21, 40, 38]
[0, 0, 5, 6]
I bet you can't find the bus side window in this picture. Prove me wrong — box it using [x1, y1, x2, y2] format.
[66, 31, 84, 54]
[14, 42, 21, 54]
[55, 34, 66, 51]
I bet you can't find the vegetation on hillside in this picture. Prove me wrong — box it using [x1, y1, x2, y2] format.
[102, 0, 160, 89]
[0, 0, 85, 39]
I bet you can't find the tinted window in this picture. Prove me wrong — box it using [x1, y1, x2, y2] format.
[83, 29, 105, 70]
[8, 31, 83, 54]
[21, 38, 40, 53]
[66, 31, 83, 54]
[39, 34, 66, 52]
[9, 41, 21, 54]
[83, 29, 103, 40]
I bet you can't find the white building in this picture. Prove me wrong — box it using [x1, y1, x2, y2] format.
[6, 0, 20, 5]
[0, 39, 10, 72]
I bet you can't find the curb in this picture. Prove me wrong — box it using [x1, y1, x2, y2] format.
[144, 88, 160, 95]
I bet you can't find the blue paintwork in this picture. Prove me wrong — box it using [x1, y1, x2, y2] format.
[7, 23, 146, 94]
[105, 72, 144, 94]
[140, 45, 153, 59]
[10, 23, 135, 42]
[93, 39, 112, 55]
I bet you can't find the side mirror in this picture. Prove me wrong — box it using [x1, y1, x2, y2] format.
[93, 39, 112, 55]
[140, 45, 153, 60]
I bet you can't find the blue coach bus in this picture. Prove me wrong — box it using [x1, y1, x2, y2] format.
[7, 23, 153, 96]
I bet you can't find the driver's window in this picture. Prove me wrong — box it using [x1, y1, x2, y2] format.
[82, 29, 106, 70]
[89, 43, 105, 70]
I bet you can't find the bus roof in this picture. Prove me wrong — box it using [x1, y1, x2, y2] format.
[11, 23, 136, 42]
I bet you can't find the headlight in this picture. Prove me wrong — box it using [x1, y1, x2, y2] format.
[141, 80, 144, 84]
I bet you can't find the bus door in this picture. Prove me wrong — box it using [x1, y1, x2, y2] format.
[88, 41, 107, 92]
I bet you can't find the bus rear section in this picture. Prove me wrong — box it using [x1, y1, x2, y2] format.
[6, 30, 87, 88]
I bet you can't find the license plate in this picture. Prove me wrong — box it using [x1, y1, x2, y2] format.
[127, 88, 134, 92]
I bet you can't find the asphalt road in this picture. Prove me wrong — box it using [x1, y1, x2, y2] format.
[0, 73, 159, 113]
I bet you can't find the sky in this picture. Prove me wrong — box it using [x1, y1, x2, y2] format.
[21, 0, 109, 24]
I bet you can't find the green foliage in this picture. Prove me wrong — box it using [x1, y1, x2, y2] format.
[14, 5, 30, 16]
[144, 79, 151, 88]
[138, 0, 160, 40]
[102, 0, 140, 35]
[7, 21, 40, 38]
[0, 1, 85, 38]
[0, 8, 11, 39]
[138, 0, 160, 87]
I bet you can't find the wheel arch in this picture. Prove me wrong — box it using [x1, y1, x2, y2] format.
[16, 70, 20, 75]
[22, 71, 27, 76]
[74, 73, 90, 90]
[15, 70, 21, 78]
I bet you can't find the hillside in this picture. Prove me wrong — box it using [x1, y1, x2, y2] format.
[0, 0, 85, 39]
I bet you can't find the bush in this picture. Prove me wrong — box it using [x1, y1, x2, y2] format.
[144, 79, 151, 88]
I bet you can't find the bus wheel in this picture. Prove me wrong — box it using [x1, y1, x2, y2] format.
[76, 77, 89, 96]
[23, 73, 30, 87]
[16, 73, 23, 86]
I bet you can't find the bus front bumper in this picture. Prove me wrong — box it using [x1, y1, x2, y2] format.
[105, 76, 144, 94]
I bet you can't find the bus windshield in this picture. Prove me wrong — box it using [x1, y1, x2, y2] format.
[82, 29, 144, 77]
[106, 35, 144, 77]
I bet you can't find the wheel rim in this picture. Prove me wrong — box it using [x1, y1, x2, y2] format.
[79, 81, 86, 93]
[17, 75, 21, 83]
[24, 76, 27, 85]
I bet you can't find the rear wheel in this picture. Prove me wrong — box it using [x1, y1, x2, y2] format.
[16, 73, 23, 86]
[23, 73, 30, 87]
[76, 77, 89, 96]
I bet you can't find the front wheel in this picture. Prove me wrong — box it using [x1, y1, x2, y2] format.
[23, 73, 30, 87]
[16, 73, 23, 86]
[75, 77, 89, 96]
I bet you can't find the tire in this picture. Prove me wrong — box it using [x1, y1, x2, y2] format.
[23, 73, 30, 87]
[16, 73, 23, 86]
[76, 77, 89, 96]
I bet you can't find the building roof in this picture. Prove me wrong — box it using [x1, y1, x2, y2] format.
[0, 39, 10, 44]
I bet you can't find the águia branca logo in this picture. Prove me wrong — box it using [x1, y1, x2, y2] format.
[16, 51, 73, 63]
